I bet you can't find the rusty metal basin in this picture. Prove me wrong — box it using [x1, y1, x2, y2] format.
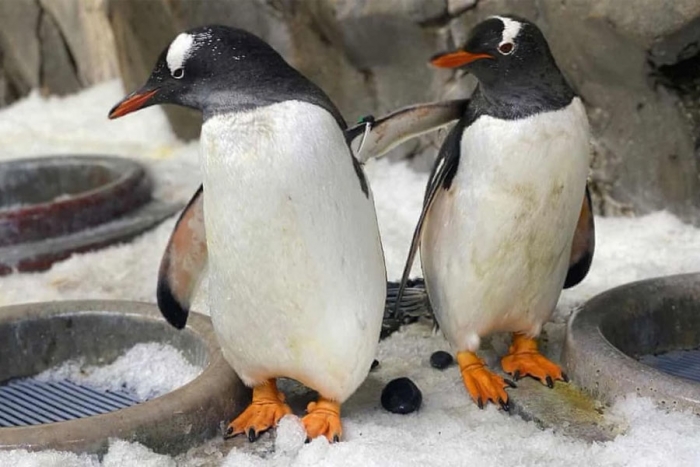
[0, 156, 180, 274]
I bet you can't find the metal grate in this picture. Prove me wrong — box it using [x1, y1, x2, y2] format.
[0, 379, 140, 427]
[639, 349, 700, 383]
[383, 280, 432, 339]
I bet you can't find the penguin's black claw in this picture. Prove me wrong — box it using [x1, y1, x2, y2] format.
[545, 376, 554, 389]
[498, 398, 510, 412]
[332, 435, 340, 443]
[513, 370, 521, 381]
[305, 437, 311, 444]
[247, 427, 259, 442]
[505, 378, 517, 389]
[477, 398, 484, 410]
[562, 372, 570, 383]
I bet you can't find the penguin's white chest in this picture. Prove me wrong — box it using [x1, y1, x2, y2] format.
[421, 98, 590, 351]
[199, 101, 386, 402]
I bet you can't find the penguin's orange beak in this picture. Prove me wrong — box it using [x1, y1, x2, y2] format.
[430, 50, 493, 68]
[108, 88, 159, 119]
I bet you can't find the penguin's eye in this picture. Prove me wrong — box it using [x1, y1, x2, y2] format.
[172, 68, 185, 79]
[498, 42, 514, 55]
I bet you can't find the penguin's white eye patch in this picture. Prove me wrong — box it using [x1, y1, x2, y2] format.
[167, 33, 196, 75]
[172, 68, 184, 79]
[498, 42, 514, 55]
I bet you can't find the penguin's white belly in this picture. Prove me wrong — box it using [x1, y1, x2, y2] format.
[421, 98, 590, 352]
[200, 101, 386, 402]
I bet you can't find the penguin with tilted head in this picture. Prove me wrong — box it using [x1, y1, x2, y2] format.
[396, 15, 595, 410]
[109, 25, 387, 442]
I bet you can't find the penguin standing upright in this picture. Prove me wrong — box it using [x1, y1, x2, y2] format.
[109, 25, 387, 442]
[397, 15, 595, 409]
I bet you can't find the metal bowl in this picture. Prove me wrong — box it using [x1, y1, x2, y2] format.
[0, 300, 248, 455]
[0, 156, 180, 275]
[563, 273, 700, 414]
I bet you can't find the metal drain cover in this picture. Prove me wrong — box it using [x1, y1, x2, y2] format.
[0, 380, 139, 427]
[640, 349, 700, 383]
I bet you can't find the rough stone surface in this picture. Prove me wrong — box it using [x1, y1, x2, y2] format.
[0, 0, 118, 103]
[38, 9, 82, 96]
[0, 0, 41, 97]
[39, 0, 120, 87]
[1, 0, 699, 222]
[534, 0, 700, 221]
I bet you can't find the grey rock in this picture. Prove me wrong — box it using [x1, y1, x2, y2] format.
[447, 0, 477, 17]
[39, 0, 119, 87]
[0, 0, 118, 104]
[38, 10, 82, 96]
[535, 0, 700, 220]
[0, 0, 41, 96]
[332, 0, 447, 26]
[0, 53, 7, 107]
[577, 0, 700, 45]
[318, 0, 444, 116]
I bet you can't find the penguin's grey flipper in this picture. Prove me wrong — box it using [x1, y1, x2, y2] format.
[157, 185, 207, 329]
[564, 185, 595, 289]
[346, 99, 469, 162]
[394, 120, 465, 313]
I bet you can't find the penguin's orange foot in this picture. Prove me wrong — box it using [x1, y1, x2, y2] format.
[301, 398, 342, 443]
[457, 351, 514, 411]
[501, 333, 569, 388]
[225, 379, 291, 442]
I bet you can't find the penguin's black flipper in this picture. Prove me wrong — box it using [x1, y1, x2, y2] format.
[394, 117, 467, 313]
[346, 99, 469, 162]
[157, 185, 207, 329]
[564, 185, 595, 288]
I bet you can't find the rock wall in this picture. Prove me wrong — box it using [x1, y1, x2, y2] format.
[1, 0, 699, 222]
[0, 0, 119, 103]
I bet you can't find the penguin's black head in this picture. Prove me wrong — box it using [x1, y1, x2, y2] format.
[109, 25, 321, 119]
[431, 16, 572, 106]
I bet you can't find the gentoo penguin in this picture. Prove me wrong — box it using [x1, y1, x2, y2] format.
[397, 15, 595, 410]
[154, 97, 471, 317]
[109, 25, 388, 442]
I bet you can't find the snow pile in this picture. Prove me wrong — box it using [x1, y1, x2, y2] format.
[1, 82, 700, 465]
[0, 449, 98, 467]
[34, 343, 202, 401]
[101, 439, 176, 467]
[273, 416, 307, 456]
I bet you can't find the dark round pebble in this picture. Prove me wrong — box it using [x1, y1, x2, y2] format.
[371, 359, 380, 371]
[381, 377, 422, 414]
[430, 350, 454, 369]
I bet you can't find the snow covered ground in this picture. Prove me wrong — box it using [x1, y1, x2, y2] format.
[33, 343, 202, 402]
[1, 82, 700, 466]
